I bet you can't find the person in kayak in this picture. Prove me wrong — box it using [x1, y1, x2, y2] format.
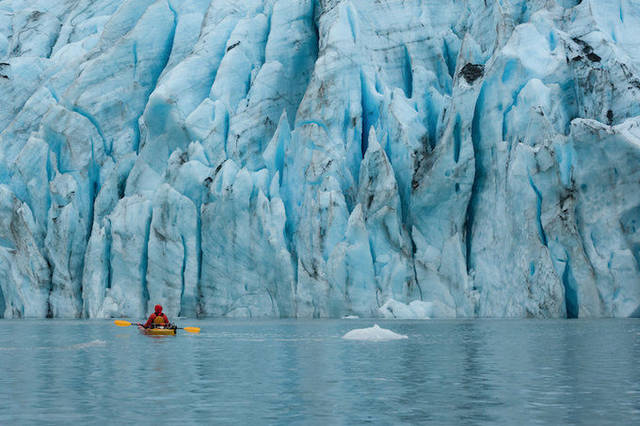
[144, 304, 171, 329]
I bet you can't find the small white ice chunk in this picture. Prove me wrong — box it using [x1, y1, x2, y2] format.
[342, 324, 408, 341]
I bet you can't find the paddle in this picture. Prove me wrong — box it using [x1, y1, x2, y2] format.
[113, 320, 200, 333]
[114, 320, 141, 327]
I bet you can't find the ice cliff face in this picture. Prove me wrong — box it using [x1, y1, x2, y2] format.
[1, 0, 639, 319]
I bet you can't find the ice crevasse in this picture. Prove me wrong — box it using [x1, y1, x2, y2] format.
[0, 0, 639, 319]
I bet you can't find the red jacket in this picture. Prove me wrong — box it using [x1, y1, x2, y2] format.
[144, 312, 169, 328]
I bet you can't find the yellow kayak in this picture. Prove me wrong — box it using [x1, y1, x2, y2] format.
[114, 320, 199, 334]
[138, 326, 177, 336]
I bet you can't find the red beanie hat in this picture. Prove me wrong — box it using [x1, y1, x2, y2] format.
[155, 304, 162, 314]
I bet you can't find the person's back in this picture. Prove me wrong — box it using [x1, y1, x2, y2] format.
[144, 304, 170, 328]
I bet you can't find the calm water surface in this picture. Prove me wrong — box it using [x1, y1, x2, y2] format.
[1, 319, 639, 425]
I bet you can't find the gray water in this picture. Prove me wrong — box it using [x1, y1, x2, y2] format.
[0, 319, 639, 425]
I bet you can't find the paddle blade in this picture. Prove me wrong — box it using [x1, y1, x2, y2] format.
[183, 327, 200, 333]
[114, 320, 132, 327]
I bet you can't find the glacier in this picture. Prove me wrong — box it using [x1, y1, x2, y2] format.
[0, 0, 639, 319]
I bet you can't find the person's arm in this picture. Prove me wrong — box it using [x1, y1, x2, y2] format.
[144, 314, 155, 328]
[162, 313, 169, 324]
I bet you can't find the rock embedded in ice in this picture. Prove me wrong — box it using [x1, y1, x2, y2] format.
[342, 324, 408, 342]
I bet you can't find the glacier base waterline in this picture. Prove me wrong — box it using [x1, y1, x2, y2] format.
[0, 0, 639, 318]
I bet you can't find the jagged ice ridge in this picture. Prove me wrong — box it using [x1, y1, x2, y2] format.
[0, 0, 639, 319]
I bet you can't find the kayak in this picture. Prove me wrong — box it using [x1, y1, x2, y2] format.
[114, 320, 199, 334]
[138, 326, 177, 336]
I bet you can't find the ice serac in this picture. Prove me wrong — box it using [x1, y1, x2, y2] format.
[326, 204, 377, 317]
[357, 130, 415, 305]
[102, 195, 152, 318]
[200, 161, 295, 318]
[0, 185, 50, 318]
[146, 184, 198, 318]
[0, 0, 639, 318]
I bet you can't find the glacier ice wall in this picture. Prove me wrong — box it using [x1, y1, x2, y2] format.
[0, 0, 639, 318]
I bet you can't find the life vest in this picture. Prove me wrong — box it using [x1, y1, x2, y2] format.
[153, 314, 167, 325]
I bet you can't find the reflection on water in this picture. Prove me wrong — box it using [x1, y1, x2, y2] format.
[1, 319, 639, 424]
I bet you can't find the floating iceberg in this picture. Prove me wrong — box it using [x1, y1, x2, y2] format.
[0, 0, 639, 318]
[342, 324, 408, 342]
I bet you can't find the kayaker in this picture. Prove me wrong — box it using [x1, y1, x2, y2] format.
[144, 304, 170, 328]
